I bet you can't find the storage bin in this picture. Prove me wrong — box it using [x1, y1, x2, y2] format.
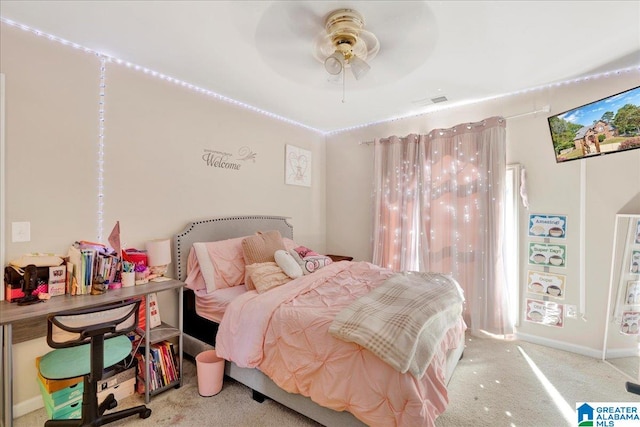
[97, 366, 135, 393]
[38, 379, 83, 407]
[97, 377, 136, 404]
[195, 349, 225, 396]
[43, 395, 82, 420]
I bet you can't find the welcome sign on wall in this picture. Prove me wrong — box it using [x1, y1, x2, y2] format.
[201, 146, 257, 171]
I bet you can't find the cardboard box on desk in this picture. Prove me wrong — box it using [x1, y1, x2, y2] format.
[48, 265, 66, 296]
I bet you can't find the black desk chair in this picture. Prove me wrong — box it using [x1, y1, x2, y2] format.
[38, 300, 151, 426]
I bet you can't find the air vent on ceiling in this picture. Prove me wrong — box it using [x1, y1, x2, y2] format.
[430, 96, 448, 103]
[411, 94, 449, 106]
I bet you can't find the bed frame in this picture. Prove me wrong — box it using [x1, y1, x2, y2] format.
[173, 215, 465, 427]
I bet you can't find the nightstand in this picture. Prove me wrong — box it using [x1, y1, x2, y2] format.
[326, 254, 354, 262]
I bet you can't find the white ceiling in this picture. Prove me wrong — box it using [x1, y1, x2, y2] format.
[1, 1, 639, 133]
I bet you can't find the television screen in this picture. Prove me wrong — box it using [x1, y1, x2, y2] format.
[548, 85, 640, 163]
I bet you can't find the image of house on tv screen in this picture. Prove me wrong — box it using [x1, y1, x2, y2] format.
[548, 86, 640, 163]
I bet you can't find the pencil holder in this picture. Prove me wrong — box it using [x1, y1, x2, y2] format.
[121, 272, 135, 287]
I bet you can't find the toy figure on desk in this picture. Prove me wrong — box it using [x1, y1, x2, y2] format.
[15, 264, 43, 306]
[91, 274, 107, 295]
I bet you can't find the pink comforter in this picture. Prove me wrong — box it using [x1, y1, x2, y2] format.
[215, 261, 465, 427]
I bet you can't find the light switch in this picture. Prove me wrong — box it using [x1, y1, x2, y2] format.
[12, 221, 31, 242]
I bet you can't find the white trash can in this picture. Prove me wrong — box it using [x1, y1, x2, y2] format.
[195, 349, 225, 397]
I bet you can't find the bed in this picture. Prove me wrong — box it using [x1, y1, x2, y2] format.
[173, 215, 466, 427]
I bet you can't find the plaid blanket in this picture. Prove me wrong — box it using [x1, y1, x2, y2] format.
[329, 271, 464, 378]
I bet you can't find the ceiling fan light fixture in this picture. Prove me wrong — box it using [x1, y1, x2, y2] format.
[324, 51, 344, 75]
[313, 8, 379, 81]
[349, 55, 370, 80]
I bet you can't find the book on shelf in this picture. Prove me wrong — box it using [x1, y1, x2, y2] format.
[135, 340, 179, 394]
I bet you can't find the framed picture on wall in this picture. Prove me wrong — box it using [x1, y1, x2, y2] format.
[526, 270, 566, 299]
[525, 298, 564, 328]
[528, 213, 567, 239]
[631, 250, 640, 274]
[528, 242, 567, 268]
[621, 311, 640, 335]
[285, 144, 311, 187]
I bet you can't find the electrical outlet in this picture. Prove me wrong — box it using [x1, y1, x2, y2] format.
[11, 221, 31, 242]
[566, 305, 577, 318]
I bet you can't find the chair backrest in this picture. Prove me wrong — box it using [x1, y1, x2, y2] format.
[47, 299, 141, 349]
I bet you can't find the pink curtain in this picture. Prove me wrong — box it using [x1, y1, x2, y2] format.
[372, 116, 513, 335]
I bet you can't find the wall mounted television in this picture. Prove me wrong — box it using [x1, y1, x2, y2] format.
[548, 85, 640, 163]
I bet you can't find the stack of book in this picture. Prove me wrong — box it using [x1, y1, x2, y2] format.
[67, 241, 120, 295]
[134, 341, 179, 393]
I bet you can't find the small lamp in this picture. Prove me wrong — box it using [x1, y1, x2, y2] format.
[146, 239, 172, 282]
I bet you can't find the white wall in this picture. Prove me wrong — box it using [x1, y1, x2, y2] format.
[1, 22, 326, 413]
[326, 71, 640, 356]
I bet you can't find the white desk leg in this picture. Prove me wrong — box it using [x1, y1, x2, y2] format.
[2, 323, 13, 427]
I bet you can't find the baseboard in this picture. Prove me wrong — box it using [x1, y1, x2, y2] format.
[603, 347, 640, 359]
[516, 332, 603, 358]
[14, 395, 43, 418]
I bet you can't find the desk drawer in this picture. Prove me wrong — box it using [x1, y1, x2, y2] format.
[43, 395, 82, 420]
[38, 379, 83, 407]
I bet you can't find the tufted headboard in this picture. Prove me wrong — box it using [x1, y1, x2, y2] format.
[173, 215, 293, 281]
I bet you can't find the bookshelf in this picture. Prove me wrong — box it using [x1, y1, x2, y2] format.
[136, 280, 184, 403]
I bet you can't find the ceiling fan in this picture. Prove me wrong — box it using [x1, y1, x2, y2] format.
[312, 8, 380, 81]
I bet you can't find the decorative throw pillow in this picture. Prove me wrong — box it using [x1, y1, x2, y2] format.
[242, 230, 286, 290]
[289, 248, 305, 268]
[301, 255, 333, 274]
[191, 237, 246, 293]
[245, 262, 291, 293]
[288, 246, 333, 275]
[274, 249, 303, 279]
[282, 238, 298, 252]
[292, 246, 319, 258]
[184, 248, 206, 291]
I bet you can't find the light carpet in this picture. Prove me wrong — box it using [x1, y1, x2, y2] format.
[15, 332, 639, 426]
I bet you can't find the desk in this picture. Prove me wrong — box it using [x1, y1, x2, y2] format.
[0, 279, 184, 427]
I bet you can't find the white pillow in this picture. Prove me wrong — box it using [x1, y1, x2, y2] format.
[274, 250, 303, 279]
[193, 242, 216, 293]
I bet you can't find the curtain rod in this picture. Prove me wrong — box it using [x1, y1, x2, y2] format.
[505, 105, 551, 120]
[359, 106, 551, 145]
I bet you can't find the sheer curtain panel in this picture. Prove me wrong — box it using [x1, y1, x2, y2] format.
[372, 116, 513, 335]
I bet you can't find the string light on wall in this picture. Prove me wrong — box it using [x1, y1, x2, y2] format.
[97, 56, 106, 242]
[0, 17, 323, 135]
[1, 16, 638, 139]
